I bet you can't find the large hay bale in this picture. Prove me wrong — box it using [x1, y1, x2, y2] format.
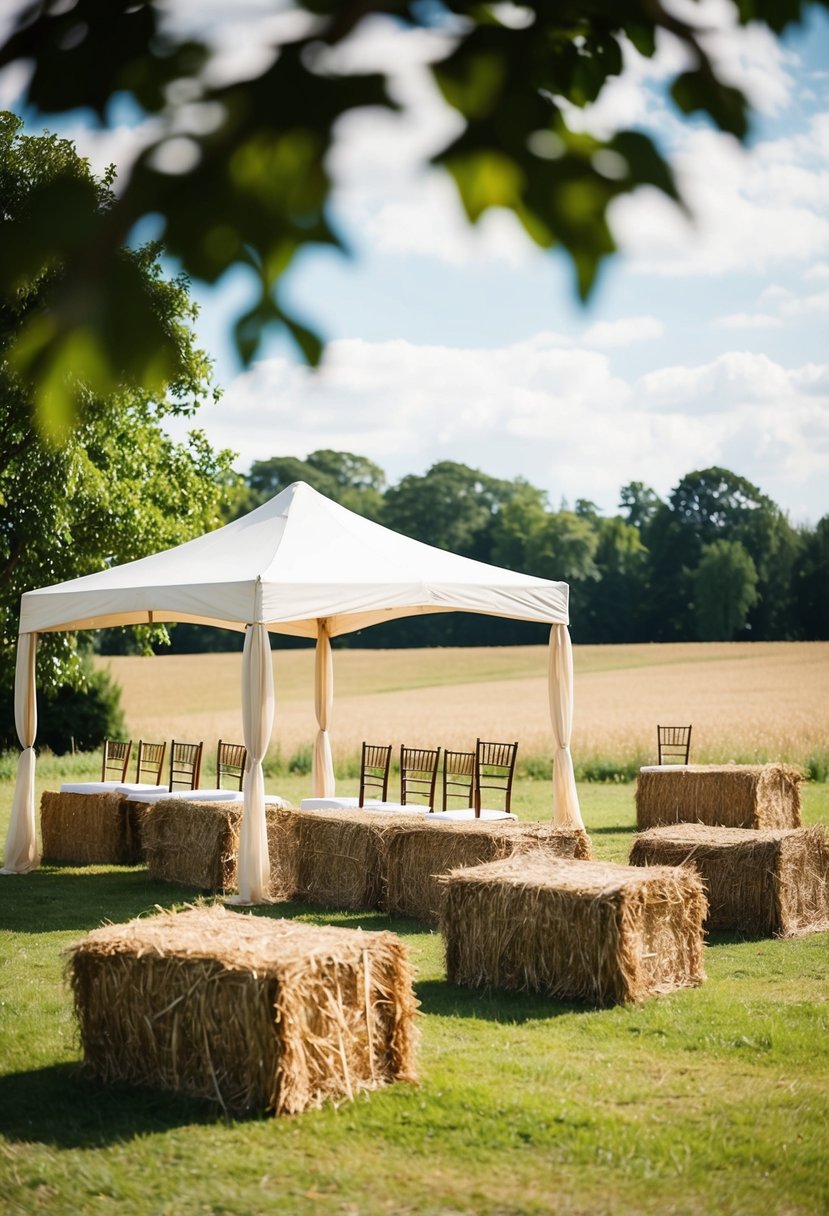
[269, 808, 424, 911]
[143, 800, 298, 897]
[384, 820, 592, 923]
[635, 764, 803, 831]
[67, 904, 419, 1117]
[40, 790, 138, 865]
[440, 854, 707, 1006]
[629, 823, 829, 937]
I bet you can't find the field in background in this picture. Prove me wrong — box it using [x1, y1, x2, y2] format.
[95, 641, 829, 773]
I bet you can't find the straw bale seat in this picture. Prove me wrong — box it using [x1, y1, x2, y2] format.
[269, 808, 425, 911]
[440, 854, 707, 1006]
[66, 904, 419, 1117]
[142, 799, 294, 896]
[384, 820, 592, 923]
[635, 764, 803, 831]
[629, 823, 829, 937]
[40, 790, 141, 866]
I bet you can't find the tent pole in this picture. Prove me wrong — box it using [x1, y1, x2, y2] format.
[235, 623, 273, 903]
[548, 624, 585, 831]
[312, 618, 336, 797]
[2, 632, 40, 873]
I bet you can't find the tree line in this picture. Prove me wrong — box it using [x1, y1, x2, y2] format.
[150, 451, 828, 655]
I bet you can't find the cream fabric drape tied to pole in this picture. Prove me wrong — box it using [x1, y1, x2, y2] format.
[312, 618, 335, 797]
[236, 624, 274, 903]
[2, 632, 39, 874]
[548, 624, 585, 830]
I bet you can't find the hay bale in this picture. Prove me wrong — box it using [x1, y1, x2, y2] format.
[269, 808, 424, 911]
[143, 800, 298, 897]
[440, 854, 707, 1006]
[384, 820, 592, 923]
[40, 790, 138, 865]
[635, 764, 803, 831]
[66, 904, 419, 1117]
[629, 822, 829, 937]
[143, 800, 245, 892]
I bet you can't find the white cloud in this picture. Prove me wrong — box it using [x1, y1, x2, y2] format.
[779, 288, 829, 317]
[581, 316, 665, 348]
[714, 312, 784, 330]
[166, 336, 829, 524]
[612, 113, 829, 277]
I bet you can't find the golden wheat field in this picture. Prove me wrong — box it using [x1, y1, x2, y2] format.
[95, 641, 829, 767]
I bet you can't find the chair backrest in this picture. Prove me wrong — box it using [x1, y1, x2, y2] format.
[400, 745, 441, 808]
[657, 725, 692, 765]
[101, 738, 132, 782]
[217, 740, 247, 791]
[359, 742, 392, 806]
[474, 739, 518, 817]
[442, 749, 476, 812]
[135, 740, 166, 785]
[169, 739, 204, 791]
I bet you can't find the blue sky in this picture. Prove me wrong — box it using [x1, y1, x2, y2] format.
[3, 1, 829, 525]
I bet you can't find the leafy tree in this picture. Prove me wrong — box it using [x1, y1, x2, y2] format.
[582, 515, 649, 642]
[692, 539, 759, 641]
[670, 467, 775, 548]
[641, 467, 794, 641]
[383, 462, 513, 560]
[0, 116, 239, 743]
[32, 656, 127, 755]
[2, 1, 824, 423]
[245, 450, 386, 520]
[792, 516, 829, 640]
[521, 508, 601, 634]
[619, 481, 663, 532]
[490, 480, 550, 570]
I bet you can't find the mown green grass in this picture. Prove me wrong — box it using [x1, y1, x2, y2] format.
[1, 778, 828, 1215]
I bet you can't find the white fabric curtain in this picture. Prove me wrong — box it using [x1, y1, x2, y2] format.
[312, 619, 336, 797]
[2, 632, 39, 874]
[548, 624, 585, 831]
[236, 624, 274, 902]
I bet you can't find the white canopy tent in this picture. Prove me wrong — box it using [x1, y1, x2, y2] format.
[2, 481, 584, 897]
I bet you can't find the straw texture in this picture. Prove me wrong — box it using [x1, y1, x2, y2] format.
[67, 904, 419, 1116]
[635, 764, 803, 830]
[40, 790, 140, 866]
[143, 800, 294, 896]
[441, 854, 707, 1006]
[629, 822, 829, 937]
[268, 808, 425, 910]
[384, 820, 592, 923]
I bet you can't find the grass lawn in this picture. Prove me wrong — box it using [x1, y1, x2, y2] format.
[1, 771, 828, 1215]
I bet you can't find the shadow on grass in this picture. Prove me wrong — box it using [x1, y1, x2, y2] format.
[1, 867, 435, 938]
[238, 900, 428, 938]
[0, 1063, 229, 1147]
[587, 824, 637, 836]
[414, 978, 592, 1023]
[0, 867, 206, 935]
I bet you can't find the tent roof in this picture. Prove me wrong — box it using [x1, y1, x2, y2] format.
[19, 481, 569, 638]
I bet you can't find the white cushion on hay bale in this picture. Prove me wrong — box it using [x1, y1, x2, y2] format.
[427, 808, 516, 821]
[300, 797, 430, 814]
[125, 788, 288, 805]
[60, 780, 134, 794]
